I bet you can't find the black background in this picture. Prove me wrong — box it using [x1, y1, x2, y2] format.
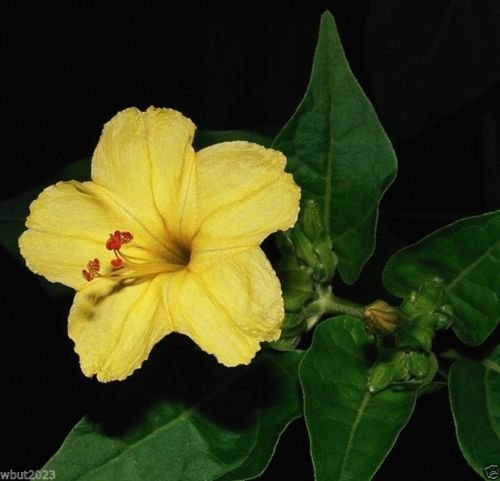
[2, 2, 497, 479]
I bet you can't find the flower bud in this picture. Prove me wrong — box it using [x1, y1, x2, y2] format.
[402, 278, 446, 318]
[407, 351, 430, 379]
[436, 304, 454, 329]
[292, 229, 318, 268]
[312, 233, 337, 282]
[274, 257, 314, 312]
[363, 300, 401, 335]
[278, 200, 337, 281]
[395, 313, 441, 352]
[301, 199, 324, 241]
[267, 313, 306, 351]
[275, 230, 296, 257]
[280, 312, 307, 338]
[268, 336, 302, 351]
[395, 278, 454, 353]
[368, 349, 408, 393]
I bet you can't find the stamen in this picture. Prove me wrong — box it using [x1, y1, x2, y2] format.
[120, 231, 133, 243]
[82, 258, 101, 281]
[105, 230, 131, 251]
[83, 230, 135, 281]
[82, 229, 184, 283]
[111, 258, 123, 268]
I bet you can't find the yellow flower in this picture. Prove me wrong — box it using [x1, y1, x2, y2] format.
[19, 107, 300, 382]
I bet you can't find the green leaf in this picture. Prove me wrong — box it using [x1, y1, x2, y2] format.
[449, 348, 500, 479]
[383, 211, 500, 346]
[45, 338, 302, 481]
[194, 130, 273, 150]
[366, 0, 500, 142]
[300, 316, 417, 481]
[273, 11, 397, 284]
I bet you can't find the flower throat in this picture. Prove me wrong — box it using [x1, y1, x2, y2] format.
[82, 230, 187, 282]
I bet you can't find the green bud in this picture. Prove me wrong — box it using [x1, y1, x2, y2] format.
[275, 230, 296, 257]
[267, 313, 306, 351]
[367, 363, 396, 393]
[440, 304, 453, 317]
[401, 278, 446, 318]
[276, 200, 337, 285]
[436, 304, 454, 329]
[312, 233, 337, 282]
[394, 329, 422, 351]
[397, 279, 452, 353]
[407, 351, 430, 379]
[280, 312, 307, 339]
[274, 257, 314, 312]
[301, 199, 324, 241]
[292, 229, 317, 268]
[434, 312, 451, 330]
[300, 201, 336, 282]
[395, 317, 435, 352]
[421, 352, 438, 384]
[368, 349, 408, 393]
[395, 352, 438, 389]
[267, 336, 302, 351]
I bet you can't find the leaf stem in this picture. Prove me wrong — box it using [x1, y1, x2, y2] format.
[437, 368, 449, 381]
[437, 348, 464, 361]
[325, 293, 365, 319]
[305, 286, 365, 331]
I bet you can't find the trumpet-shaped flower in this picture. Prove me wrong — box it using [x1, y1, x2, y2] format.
[19, 107, 300, 382]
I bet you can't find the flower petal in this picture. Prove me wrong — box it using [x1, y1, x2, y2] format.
[91, 107, 198, 246]
[68, 274, 173, 382]
[191, 141, 300, 264]
[19, 181, 176, 290]
[168, 248, 283, 366]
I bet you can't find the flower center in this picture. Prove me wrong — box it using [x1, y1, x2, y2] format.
[82, 230, 188, 282]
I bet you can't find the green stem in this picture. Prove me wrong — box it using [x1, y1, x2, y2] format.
[324, 293, 365, 319]
[305, 286, 364, 331]
[437, 348, 465, 361]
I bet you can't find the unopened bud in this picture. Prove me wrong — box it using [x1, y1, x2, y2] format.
[312, 233, 337, 282]
[301, 199, 324, 240]
[268, 336, 302, 351]
[280, 312, 307, 339]
[274, 257, 314, 312]
[368, 350, 408, 393]
[276, 200, 337, 285]
[407, 351, 430, 379]
[292, 229, 317, 267]
[401, 278, 446, 319]
[363, 300, 401, 335]
[275, 230, 296, 257]
[395, 314, 437, 352]
[267, 313, 306, 351]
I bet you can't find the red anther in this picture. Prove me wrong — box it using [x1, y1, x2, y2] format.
[105, 231, 133, 250]
[88, 231, 134, 279]
[88, 258, 100, 271]
[106, 231, 122, 251]
[82, 258, 101, 281]
[111, 258, 123, 268]
[121, 231, 133, 243]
